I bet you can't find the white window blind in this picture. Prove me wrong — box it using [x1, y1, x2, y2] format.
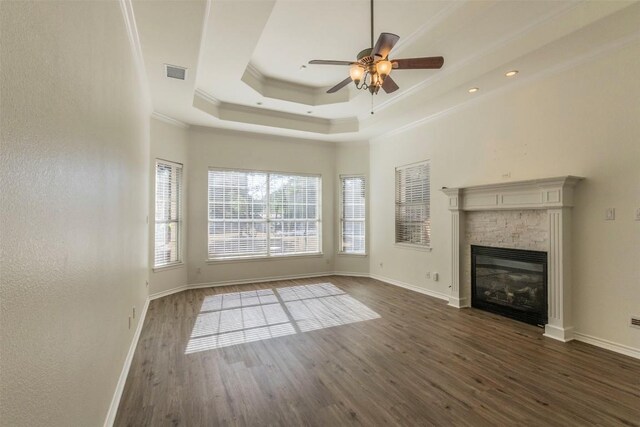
[208, 169, 321, 259]
[154, 160, 183, 267]
[340, 176, 366, 254]
[395, 161, 431, 247]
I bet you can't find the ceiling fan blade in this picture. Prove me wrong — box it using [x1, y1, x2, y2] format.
[309, 60, 355, 66]
[392, 56, 444, 70]
[382, 75, 399, 94]
[327, 77, 352, 93]
[372, 32, 400, 59]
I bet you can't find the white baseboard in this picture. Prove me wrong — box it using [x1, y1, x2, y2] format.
[332, 271, 370, 278]
[104, 296, 150, 427]
[369, 273, 449, 302]
[187, 271, 335, 290]
[573, 332, 640, 360]
[149, 285, 189, 300]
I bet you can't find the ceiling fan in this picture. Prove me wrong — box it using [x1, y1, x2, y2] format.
[308, 0, 444, 95]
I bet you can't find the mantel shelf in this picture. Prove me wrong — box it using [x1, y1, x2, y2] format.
[441, 175, 584, 211]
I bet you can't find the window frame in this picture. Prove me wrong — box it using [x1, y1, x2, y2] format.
[153, 159, 183, 269]
[339, 174, 367, 256]
[207, 167, 323, 261]
[394, 160, 431, 250]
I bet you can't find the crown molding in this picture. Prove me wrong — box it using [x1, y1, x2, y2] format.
[241, 63, 351, 106]
[372, 1, 582, 116]
[151, 112, 189, 129]
[390, 0, 467, 58]
[192, 0, 212, 86]
[378, 30, 639, 140]
[193, 88, 358, 134]
[118, 0, 152, 112]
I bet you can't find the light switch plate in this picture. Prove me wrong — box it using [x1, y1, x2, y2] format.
[605, 208, 615, 221]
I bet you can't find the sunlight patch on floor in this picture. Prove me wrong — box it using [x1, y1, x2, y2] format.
[185, 283, 380, 354]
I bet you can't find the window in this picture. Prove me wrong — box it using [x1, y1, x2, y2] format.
[340, 175, 366, 254]
[208, 169, 321, 260]
[154, 160, 183, 267]
[395, 161, 431, 247]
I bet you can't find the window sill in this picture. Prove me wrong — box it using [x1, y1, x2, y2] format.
[337, 252, 368, 257]
[394, 243, 433, 252]
[152, 262, 185, 272]
[207, 253, 324, 264]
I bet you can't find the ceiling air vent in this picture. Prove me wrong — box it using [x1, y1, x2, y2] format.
[165, 64, 187, 80]
[631, 315, 640, 329]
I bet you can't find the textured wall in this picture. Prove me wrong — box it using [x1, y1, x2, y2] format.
[0, 2, 149, 425]
[462, 210, 548, 301]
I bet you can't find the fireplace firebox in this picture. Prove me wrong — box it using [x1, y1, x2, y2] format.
[471, 245, 547, 327]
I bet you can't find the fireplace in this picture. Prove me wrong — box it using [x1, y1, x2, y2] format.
[471, 245, 547, 326]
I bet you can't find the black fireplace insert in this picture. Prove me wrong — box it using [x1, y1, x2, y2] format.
[471, 245, 547, 326]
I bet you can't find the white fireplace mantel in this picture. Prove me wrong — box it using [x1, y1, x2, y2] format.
[441, 176, 584, 342]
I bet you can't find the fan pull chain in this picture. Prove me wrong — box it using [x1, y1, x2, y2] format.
[371, 93, 374, 115]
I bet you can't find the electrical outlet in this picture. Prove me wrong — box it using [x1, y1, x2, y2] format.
[425, 272, 431, 279]
[605, 208, 615, 221]
[635, 208, 640, 221]
[196, 267, 201, 274]
[433, 273, 439, 282]
[502, 172, 511, 179]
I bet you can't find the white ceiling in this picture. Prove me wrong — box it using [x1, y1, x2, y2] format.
[131, 0, 640, 142]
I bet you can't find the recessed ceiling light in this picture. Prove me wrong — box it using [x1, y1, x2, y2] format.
[256, 101, 263, 105]
[505, 70, 519, 77]
[468, 87, 479, 93]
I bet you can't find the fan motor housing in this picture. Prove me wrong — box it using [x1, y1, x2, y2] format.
[357, 48, 375, 65]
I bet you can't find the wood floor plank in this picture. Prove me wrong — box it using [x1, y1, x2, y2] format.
[115, 276, 640, 426]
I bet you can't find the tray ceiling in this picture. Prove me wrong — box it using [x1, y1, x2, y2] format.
[131, 0, 640, 142]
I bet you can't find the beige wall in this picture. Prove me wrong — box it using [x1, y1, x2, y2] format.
[149, 118, 189, 296]
[369, 42, 640, 351]
[0, 2, 150, 426]
[186, 127, 337, 285]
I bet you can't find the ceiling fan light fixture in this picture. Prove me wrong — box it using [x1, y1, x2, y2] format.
[349, 64, 364, 84]
[376, 60, 392, 78]
[505, 70, 519, 77]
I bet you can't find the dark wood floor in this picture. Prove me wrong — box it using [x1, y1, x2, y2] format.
[115, 276, 640, 426]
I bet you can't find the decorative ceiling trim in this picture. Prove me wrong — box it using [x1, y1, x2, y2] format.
[118, 0, 152, 111]
[377, 30, 640, 140]
[193, 89, 359, 135]
[193, 0, 212, 86]
[241, 63, 351, 106]
[390, 0, 468, 58]
[151, 111, 190, 129]
[371, 0, 583, 116]
[189, 125, 338, 148]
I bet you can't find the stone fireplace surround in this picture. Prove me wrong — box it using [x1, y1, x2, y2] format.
[441, 176, 583, 342]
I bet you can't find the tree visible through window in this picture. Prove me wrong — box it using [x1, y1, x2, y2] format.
[208, 169, 321, 259]
[154, 160, 183, 267]
[395, 161, 430, 247]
